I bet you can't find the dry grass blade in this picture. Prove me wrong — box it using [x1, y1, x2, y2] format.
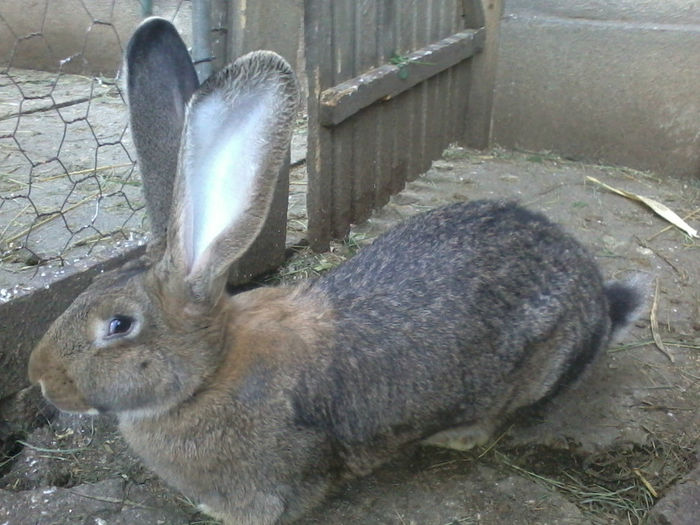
[587, 176, 698, 239]
[477, 425, 512, 458]
[493, 450, 651, 522]
[440, 518, 476, 525]
[16, 439, 92, 455]
[0, 202, 31, 240]
[647, 207, 700, 241]
[35, 163, 135, 183]
[635, 236, 687, 281]
[632, 468, 658, 498]
[650, 279, 674, 363]
[66, 490, 154, 509]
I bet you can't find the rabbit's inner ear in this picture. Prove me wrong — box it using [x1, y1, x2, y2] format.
[183, 90, 273, 269]
[161, 51, 298, 302]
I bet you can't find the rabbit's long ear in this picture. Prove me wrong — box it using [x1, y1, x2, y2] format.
[126, 17, 199, 246]
[162, 51, 298, 304]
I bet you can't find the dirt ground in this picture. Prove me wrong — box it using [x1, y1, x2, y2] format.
[1, 146, 698, 524]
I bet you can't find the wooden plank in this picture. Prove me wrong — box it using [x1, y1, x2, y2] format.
[330, 0, 356, 239]
[374, 0, 398, 209]
[449, 0, 464, 143]
[305, 0, 334, 250]
[319, 28, 484, 127]
[424, 0, 446, 167]
[462, 0, 486, 29]
[415, 2, 431, 175]
[228, 1, 303, 69]
[391, 0, 417, 193]
[437, 1, 460, 153]
[452, 59, 473, 141]
[445, 1, 464, 143]
[210, 2, 229, 70]
[350, 0, 379, 225]
[462, 0, 492, 149]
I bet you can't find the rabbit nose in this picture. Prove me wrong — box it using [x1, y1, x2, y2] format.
[27, 342, 97, 414]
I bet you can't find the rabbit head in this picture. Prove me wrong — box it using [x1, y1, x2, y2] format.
[28, 17, 299, 419]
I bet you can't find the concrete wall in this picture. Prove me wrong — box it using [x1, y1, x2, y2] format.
[491, 0, 700, 178]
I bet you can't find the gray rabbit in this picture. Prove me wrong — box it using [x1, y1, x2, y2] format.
[28, 17, 642, 525]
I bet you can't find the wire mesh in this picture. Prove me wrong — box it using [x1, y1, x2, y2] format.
[0, 0, 191, 302]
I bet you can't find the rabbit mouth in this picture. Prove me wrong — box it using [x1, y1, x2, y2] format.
[28, 345, 98, 414]
[35, 378, 98, 415]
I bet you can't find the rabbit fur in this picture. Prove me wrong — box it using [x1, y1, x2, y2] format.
[28, 17, 643, 525]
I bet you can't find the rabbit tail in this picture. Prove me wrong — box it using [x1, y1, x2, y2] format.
[604, 279, 646, 336]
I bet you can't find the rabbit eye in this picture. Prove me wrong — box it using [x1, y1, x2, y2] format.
[107, 316, 134, 337]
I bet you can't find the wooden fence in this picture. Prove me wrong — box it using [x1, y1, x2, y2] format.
[304, 0, 485, 249]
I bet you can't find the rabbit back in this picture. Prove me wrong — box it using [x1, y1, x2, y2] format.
[299, 200, 619, 464]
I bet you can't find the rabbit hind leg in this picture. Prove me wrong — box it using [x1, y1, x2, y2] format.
[421, 420, 497, 451]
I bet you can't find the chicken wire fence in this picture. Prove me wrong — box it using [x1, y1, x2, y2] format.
[0, 0, 194, 301]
